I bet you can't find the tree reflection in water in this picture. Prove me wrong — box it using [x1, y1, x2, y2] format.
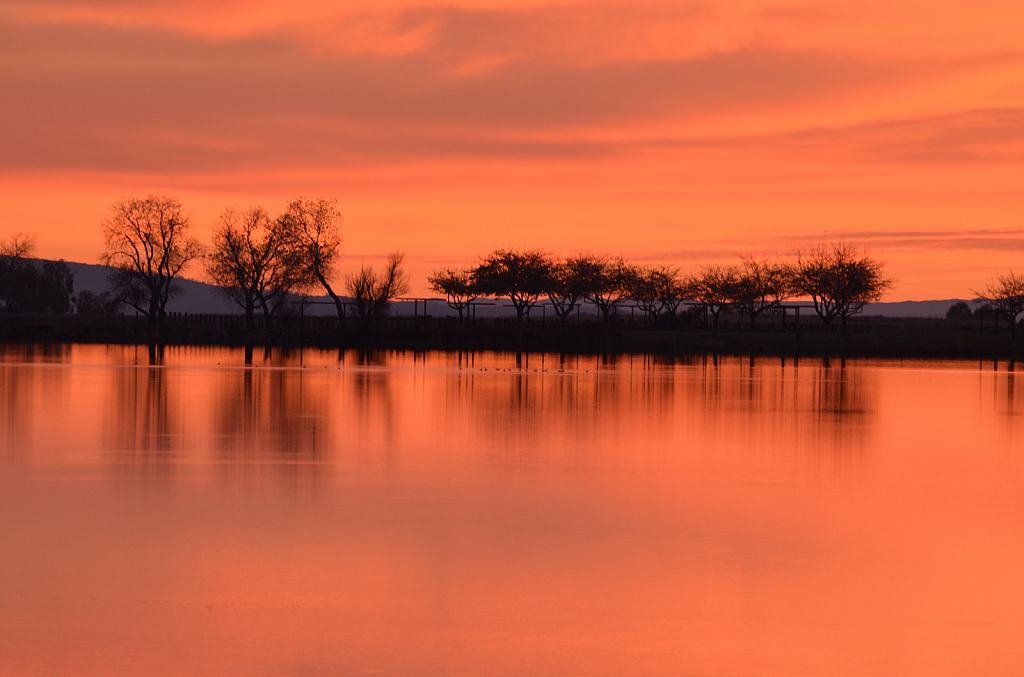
[689, 354, 873, 462]
[214, 356, 331, 478]
[6, 350, 1024, 676]
[105, 362, 175, 474]
[5, 346, 1020, 487]
[350, 359, 398, 459]
[991, 361, 1024, 435]
[0, 362, 37, 457]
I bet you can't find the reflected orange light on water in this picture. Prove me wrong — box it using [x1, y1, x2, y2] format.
[1, 346, 1023, 675]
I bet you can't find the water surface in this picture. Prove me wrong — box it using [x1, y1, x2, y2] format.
[2, 345, 1023, 676]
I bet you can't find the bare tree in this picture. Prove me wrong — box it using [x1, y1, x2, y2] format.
[974, 271, 1024, 338]
[0, 232, 36, 260]
[730, 257, 790, 328]
[689, 265, 739, 335]
[346, 252, 410, 330]
[282, 197, 344, 326]
[473, 249, 552, 323]
[0, 234, 75, 314]
[100, 196, 202, 325]
[789, 243, 894, 330]
[428, 267, 478, 320]
[205, 206, 303, 331]
[0, 233, 37, 302]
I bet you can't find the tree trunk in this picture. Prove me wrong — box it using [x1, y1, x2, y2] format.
[317, 273, 346, 331]
[261, 303, 272, 331]
[148, 296, 160, 326]
[245, 298, 256, 331]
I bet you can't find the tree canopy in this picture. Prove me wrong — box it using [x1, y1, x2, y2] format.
[789, 243, 893, 329]
[974, 271, 1024, 338]
[281, 197, 345, 325]
[0, 234, 75, 314]
[628, 265, 687, 322]
[205, 206, 304, 330]
[730, 257, 790, 327]
[100, 196, 202, 325]
[428, 267, 477, 320]
[346, 252, 410, 330]
[689, 265, 738, 333]
[473, 249, 552, 322]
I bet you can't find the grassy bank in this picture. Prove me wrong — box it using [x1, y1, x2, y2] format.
[0, 312, 1021, 360]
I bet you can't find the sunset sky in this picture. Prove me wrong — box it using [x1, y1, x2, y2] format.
[1, 0, 1021, 299]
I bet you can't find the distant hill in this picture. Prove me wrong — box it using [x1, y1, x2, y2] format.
[58, 260, 973, 320]
[67, 262, 238, 315]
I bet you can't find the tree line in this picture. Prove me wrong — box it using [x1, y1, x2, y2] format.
[0, 234, 75, 314]
[98, 195, 408, 331]
[965, 272, 1024, 338]
[5, 193, 1024, 338]
[0, 195, 408, 332]
[429, 245, 896, 332]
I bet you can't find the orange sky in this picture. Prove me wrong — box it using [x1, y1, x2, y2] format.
[0, 0, 1021, 299]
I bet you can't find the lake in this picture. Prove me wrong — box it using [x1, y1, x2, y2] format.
[1, 344, 1023, 676]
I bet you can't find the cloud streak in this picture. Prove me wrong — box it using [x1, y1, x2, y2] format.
[2, 13, 1014, 175]
[798, 230, 1024, 251]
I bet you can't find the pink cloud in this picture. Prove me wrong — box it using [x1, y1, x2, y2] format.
[3, 12, 1009, 175]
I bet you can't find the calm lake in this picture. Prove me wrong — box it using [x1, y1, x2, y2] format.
[1, 344, 1023, 676]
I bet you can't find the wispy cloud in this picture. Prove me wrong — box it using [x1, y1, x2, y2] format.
[776, 106, 1024, 163]
[3, 12, 1012, 174]
[784, 228, 1024, 251]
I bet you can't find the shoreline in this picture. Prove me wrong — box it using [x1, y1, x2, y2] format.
[0, 313, 1022, 361]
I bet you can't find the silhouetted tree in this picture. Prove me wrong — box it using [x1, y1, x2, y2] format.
[629, 265, 686, 322]
[730, 257, 790, 328]
[0, 233, 35, 266]
[974, 271, 1024, 338]
[689, 264, 739, 334]
[282, 197, 345, 327]
[0, 233, 37, 311]
[945, 301, 973, 320]
[76, 290, 121, 315]
[473, 249, 552, 323]
[0, 234, 75, 314]
[428, 267, 478, 320]
[545, 255, 596, 323]
[789, 243, 894, 330]
[205, 206, 304, 330]
[36, 260, 75, 313]
[346, 252, 410, 330]
[570, 255, 637, 322]
[100, 196, 202, 325]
